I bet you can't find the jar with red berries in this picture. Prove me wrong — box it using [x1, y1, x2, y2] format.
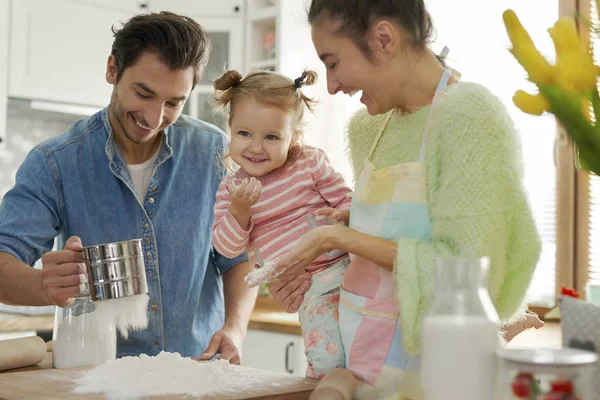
[497, 347, 598, 399]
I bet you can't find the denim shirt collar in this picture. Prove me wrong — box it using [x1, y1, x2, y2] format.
[101, 107, 174, 171]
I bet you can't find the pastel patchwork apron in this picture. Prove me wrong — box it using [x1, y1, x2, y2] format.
[340, 69, 451, 399]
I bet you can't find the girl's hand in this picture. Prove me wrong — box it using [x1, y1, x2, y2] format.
[316, 208, 350, 226]
[228, 177, 262, 211]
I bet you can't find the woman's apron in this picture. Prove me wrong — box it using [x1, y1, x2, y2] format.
[340, 69, 451, 399]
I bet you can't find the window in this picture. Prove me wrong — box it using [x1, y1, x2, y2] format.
[426, 0, 559, 306]
[575, 0, 600, 296]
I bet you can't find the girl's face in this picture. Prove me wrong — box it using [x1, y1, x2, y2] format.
[229, 96, 295, 177]
[311, 18, 405, 116]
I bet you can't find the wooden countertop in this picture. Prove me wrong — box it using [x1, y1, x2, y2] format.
[0, 314, 54, 332]
[248, 297, 302, 336]
[0, 297, 301, 336]
[0, 321, 562, 399]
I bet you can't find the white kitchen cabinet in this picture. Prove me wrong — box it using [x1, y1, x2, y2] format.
[178, 17, 244, 131]
[152, 1, 244, 131]
[8, 0, 146, 107]
[0, 0, 8, 150]
[150, 0, 243, 18]
[242, 329, 308, 377]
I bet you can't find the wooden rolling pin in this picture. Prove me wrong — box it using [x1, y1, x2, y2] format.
[0, 336, 46, 371]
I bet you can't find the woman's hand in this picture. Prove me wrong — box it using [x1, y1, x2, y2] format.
[268, 225, 342, 312]
[245, 226, 335, 288]
[269, 272, 312, 313]
[273, 225, 339, 278]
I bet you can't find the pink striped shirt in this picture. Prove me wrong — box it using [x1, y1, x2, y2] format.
[212, 146, 353, 270]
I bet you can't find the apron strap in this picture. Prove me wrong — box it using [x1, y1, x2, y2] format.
[418, 68, 452, 161]
[366, 110, 394, 161]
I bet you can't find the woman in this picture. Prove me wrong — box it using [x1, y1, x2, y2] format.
[268, 0, 543, 398]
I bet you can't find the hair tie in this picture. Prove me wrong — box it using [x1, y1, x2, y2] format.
[232, 79, 241, 88]
[294, 77, 303, 89]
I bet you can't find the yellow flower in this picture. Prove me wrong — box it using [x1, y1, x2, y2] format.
[548, 18, 580, 59]
[513, 90, 549, 115]
[555, 52, 598, 92]
[581, 97, 592, 122]
[503, 10, 555, 84]
[549, 18, 598, 91]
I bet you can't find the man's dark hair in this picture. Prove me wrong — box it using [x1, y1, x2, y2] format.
[111, 11, 210, 87]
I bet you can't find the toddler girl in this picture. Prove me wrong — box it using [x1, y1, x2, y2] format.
[211, 69, 353, 380]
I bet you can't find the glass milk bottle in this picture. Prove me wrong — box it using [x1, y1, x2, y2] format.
[420, 256, 500, 400]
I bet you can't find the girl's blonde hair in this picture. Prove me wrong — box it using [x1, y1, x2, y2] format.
[213, 69, 318, 159]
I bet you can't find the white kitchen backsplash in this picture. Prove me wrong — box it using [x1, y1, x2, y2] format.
[0, 111, 77, 199]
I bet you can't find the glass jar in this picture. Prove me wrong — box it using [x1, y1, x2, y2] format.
[497, 347, 598, 399]
[52, 292, 116, 369]
[420, 256, 501, 400]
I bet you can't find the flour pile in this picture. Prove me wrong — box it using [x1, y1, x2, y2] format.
[73, 352, 303, 400]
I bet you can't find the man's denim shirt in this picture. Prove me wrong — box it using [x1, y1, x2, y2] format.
[0, 108, 247, 357]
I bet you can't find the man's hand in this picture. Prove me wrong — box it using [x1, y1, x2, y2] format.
[41, 236, 87, 307]
[199, 327, 244, 365]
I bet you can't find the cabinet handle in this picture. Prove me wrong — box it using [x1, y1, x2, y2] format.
[284, 342, 294, 374]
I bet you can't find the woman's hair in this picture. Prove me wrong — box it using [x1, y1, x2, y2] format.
[308, 0, 435, 60]
[213, 69, 318, 159]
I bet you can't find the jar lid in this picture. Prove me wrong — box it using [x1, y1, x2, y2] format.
[497, 348, 599, 367]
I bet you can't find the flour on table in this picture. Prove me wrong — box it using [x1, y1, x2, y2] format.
[73, 351, 305, 400]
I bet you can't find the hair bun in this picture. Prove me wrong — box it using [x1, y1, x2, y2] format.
[214, 70, 243, 91]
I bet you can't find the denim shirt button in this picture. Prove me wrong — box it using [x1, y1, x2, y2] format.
[151, 304, 158, 311]
[147, 252, 153, 260]
[154, 340, 160, 346]
[145, 238, 151, 245]
[148, 197, 155, 204]
[144, 224, 149, 230]
[152, 186, 158, 192]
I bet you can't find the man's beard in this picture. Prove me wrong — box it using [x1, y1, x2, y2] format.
[109, 90, 171, 145]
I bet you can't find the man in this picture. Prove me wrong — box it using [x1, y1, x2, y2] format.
[0, 12, 257, 363]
